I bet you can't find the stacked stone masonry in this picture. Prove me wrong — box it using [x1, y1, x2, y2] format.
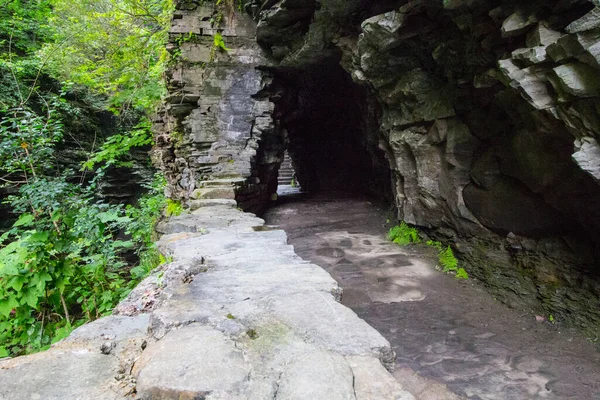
[152, 0, 283, 215]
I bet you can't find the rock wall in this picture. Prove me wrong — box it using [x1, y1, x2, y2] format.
[152, 0, 600, 336]
[251, 0, 600, 337]
[152, 1, 283, 214]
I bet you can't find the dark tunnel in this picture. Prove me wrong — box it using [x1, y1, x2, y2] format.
[267, 60, 392, 201]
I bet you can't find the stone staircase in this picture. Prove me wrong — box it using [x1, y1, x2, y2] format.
[278, 151, 295, 185]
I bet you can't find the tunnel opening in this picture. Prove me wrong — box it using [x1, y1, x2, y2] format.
[266, 59, 393, 202]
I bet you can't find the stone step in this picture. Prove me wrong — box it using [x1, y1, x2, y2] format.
[190, 186, 236, 200]
[200, 178, 246, 187]
[189, 199, 238, 211]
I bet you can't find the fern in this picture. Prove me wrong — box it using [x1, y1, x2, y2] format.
[426, 241, 468, 279]
[455, 268, 469, 280]
[387, 222, 421, 246]
[439, 246, 458, 272]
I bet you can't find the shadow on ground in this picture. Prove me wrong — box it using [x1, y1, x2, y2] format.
[264, 189, 600, 400]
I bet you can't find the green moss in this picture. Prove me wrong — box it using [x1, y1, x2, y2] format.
[226, 313, 236, 320]
[246, 329, 258, 339]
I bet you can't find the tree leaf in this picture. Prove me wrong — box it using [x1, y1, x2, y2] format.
[13, 213, 34, 227]
[0, 297, 19, 317]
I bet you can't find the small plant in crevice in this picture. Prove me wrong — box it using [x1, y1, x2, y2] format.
[246, 328, 258, 339]
[165, 199, 183, 217]
[210, 32, 231, 62]
[427, 240, 468, 280]
[387, 222, 421, 246]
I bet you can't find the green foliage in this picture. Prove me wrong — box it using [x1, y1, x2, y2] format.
[82, 118, 153, 171]
[0, 0, 175, 358]
[165, 199, 183, 217]
[40, 0, 174, 113]
[0, 107, 63, 177]
[0, 172, 167, 356]
[126, 175, 167, 279]
[210, 32, 230, 62]
[426, 240, 467, 279]
[213, 32, 230, 52]
[439, 245, 458, 272]
[0, 176, 134, 355]
[455, 268, 468, 280]
[387, 222, 421, 246]
[0, 0, 53, 55]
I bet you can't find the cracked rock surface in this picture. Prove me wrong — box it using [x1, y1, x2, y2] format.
[0, 202, 432, 399]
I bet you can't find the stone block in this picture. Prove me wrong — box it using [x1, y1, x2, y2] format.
[552, 62, 600, 98]
[191, 187, 236, 200]
[135, 325, 252, 399]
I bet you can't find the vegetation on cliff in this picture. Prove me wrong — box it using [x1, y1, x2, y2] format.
[0, 0, 173, 357]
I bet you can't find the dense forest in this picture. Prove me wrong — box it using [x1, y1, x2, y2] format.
[0, 0, 174, 357]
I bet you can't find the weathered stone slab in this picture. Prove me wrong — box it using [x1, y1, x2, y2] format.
[0, 315, 150, 399]
[134, 325, 252, 399]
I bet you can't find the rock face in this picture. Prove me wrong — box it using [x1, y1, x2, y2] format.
[153, 0, 600, 340]
[156, 0, 600, 338]
[245, 0, 600, 338]
[152, 1, 283, 214]
[0, 203, 426, 399]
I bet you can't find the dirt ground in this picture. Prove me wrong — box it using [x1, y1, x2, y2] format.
[264, 190, 600, 400]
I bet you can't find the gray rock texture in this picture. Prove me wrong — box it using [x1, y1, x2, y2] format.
[0, 203, 424, 398]
[249, 0, 600, 338]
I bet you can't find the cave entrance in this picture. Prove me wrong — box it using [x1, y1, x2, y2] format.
[269, 61, 392, 201]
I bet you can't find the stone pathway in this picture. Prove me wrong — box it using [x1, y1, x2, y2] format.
[3, 199, 451, 399]
[265, 191, 600, 400]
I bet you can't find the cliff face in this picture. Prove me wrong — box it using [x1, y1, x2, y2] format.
[156, 0, 600, 336]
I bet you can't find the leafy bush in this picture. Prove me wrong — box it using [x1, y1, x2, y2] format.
[0, 177, 133, 356]
[0, 173, 169, 357]
[387, 222, 421, 246]
[0, 0, 175, 358]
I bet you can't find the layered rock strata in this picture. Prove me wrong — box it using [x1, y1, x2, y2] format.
[152, 1, 283, 214]
[252, 0, 600, 336]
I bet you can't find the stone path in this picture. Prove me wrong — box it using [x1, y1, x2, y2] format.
[2, 199, 455, 399]
[265, 191, 600, 400]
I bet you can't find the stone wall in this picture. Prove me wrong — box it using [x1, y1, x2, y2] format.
[152, 0, 284, 214]
[2, 202, 438, 398]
